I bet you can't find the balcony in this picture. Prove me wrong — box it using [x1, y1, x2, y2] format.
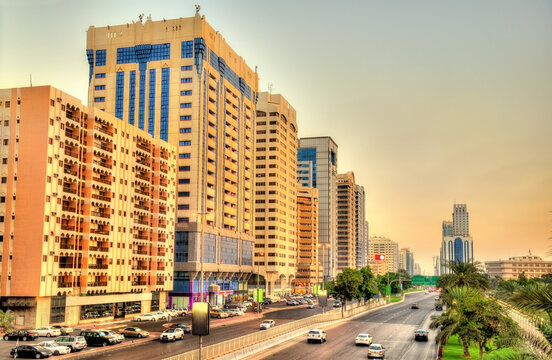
[87, 282, 108, 287]
[132, 281, 148, 286]
[93, 142, 113, 153]
[63, 168, 79, 177]
[91, 210, 110, 219]
[91, 194, 111, 202]
[134, 219, 149, 226]
[93, 160, 112, 169]
[62, 187, 77, 195]
[134, 234, 149, 240]
[132, 250, 149, 255]
[88, 264, 108, 270]
[132, 266, 149, 271]
[93, 126, 113, 137]
[90, 229, 110, 235]
[136, 144, 150, 153]
[89, 246, 109, 252]
[61, 225, 76, 231]
[64, 149, 80, 159]
[57, 282, 73, 288]
[65, 131, 79, 140]
[92, 176, 111, 185]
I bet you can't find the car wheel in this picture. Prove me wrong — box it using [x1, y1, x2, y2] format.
[35, 354, 41, 359]
[54, 351, 60, 356]
[22, 336, 27, 341]
[3, 335, 8, 340]
[138, 334, 142, 338]
[102, 342, 107, 347]
[47, 333, 52, 337]
[68, 346, 74, 352]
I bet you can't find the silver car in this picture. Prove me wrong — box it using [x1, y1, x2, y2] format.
[53, 335, 87, 352]
[367, 343, 385, 358]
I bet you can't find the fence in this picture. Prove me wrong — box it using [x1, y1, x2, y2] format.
[163, 298, 386, 360]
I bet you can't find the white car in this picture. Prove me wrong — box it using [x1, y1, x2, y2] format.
[34, 327, 62, 337]
[136, 313, 159, 321]
[37, 341, 71, 355]
[355, 333, 373, 345]
[160, 328, 184, 342]
[307, 329, 327, 343]
[260, 320, 275, 330]
[228, 309, 245, 316]
[101, 329, 124, 343]
[434, 296, 440, 301]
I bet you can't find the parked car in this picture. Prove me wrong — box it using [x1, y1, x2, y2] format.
[174, 308, 189, 316]
[135, 313, 159, 322]
[260, 320, 275, 330]
[10, 345, 52, 359]
[51, 325, 73, 335]
[153, 311, 169, 320]
[79, 330, 118, 347]
[434, 296, 440, 301]
[34, 327, 62, 338]
[3, 330, 39, 341]
[435, 304, 443, 311]
[333, 300, 342, 308]
[414, 329, 429, 341]
[228, 308, 245, 316]
[119, 327, 150, 338]
[355, 333, 373, 346]
[101, 329, 124, 343]
[411, 303, 419, 309]
[286, 300, 299, 306]
[160, 328, 184, 342]
[37, 341, 71, 355]
[307, 303, 315, 309]
[307, 329, 327, 343]
[210, 309, 229, 319]
[53, 335, 87, 352]
[169, 323, 192, 333]
[367, 343, 385, 358]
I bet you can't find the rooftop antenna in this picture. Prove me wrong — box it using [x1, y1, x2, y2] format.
[147, 13, 152, 21]
[195, 4, 201, 14]
[30, 74, 32, 87]
[138, 13, 144, 22]
[267, 82, 273, 94]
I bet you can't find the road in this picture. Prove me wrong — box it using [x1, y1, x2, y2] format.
[246, 292, 438, 360]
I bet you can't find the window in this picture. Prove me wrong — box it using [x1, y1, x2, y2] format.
[95, 85, 106, 90]
[179, 153, 191, 159]
[95, 73, 106, 79]
[178, 192, 190, 197]
[179, 166, 191, 171]
[180, 90, 192, 96]
[178, 204, 190, 210]
[181, 65, 193, 71]
[181, 78, 192, 83]
[180, 128, 192, 133]
[180, 115, 191, 121]
[181, 41, 193, 58]
[95, 49, 106, 66]
[180, 103, 192, 108]
[178, 179, 190, 184]
[3, 120, 8, 126]
[178, 217, 189, 223]
[179, 141, 191, 146]
[95, 97, 106, 102]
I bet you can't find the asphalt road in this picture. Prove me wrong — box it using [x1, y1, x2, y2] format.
[245, 292, 439, 360]
[62, 301, 334, 360]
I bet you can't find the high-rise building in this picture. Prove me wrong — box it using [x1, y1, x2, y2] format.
[399, 248, 415, 275]
[368, 236, 399, 274]
[86, 13, 258, 307]
[336, 172, 356, 272]
[253, 92, 298, 296]
[298, 137, 338, 280]
[440, 204, 474, 274]
[0, 86, 176, 327]
[355, 185, 367, 269]
[433, 256, 440, 276]
[296, 187, 319, 293]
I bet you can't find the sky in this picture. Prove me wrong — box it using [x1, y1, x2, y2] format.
[1, 0, 551, 274]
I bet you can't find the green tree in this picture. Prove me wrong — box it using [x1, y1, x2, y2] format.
[333, 268, 363, 302]
[0, 310, 15, 334]
[376, 272, 402, 295]
[359, 266, 379, 301]
[437, 260, 490, 292]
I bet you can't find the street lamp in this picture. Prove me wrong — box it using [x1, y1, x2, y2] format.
[256, 252, 264, 317]
[193, 211, 212, 303]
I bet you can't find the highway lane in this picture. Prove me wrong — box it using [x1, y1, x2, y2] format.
[246, 292, 438, 360]
[76, 301, 335, 360]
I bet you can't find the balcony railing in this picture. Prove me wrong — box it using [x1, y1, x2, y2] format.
[58, 282, 73, 288]
[134, 219, 149, 226]
[64, 149, 80, 159]
[90, 229, 110, 235]
[132, 250, 149, 255]
[62, 206, 76, 213]
[93, 126, 113, 137]
[58, 263, 75, 269]
[87, 281, 108, 287]
[134, 234, 149, 240]
[135, 174, 150, 182]
[89, 246, 109, 252]
[91, 211, 110, 219]
[136, 144, 150, 153]
[88, 264, 108, 269]
[132, 266, 149, 270]
[92, 177, 111, 185]
[134, 189, 150, 196]
[62, 187, 77, 194]
[64, 168, 78, 177]
[61, 225, 76, 231]
[91, 194, 111, 202]
[93, 142, 113, 153]
[132, 281, 148, 286]
[93, 160, 112, 169]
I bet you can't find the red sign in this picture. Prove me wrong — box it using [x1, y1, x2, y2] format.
[374, 254, 385, 261]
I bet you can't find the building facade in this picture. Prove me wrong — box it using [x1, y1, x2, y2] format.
[253, 92, 298, 296]
[295, 187, 319, 293]
[0, 86, 176, 328]
[336, 172, 356, 272]
[399, 248, 415, 275]
[368, 236, 399, 274]
[86, 13, 258, 307]
[355, 185, 367, 269]
[485, 255, 552, 280]
[440, 204, 474, 274]
[297, 137, 338, 281]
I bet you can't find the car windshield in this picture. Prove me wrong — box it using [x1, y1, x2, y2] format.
[309, 330, 320, 334]
[369, 345, 382, 350]
[357, 334, 369, 338]
[165, 329, 175, 333]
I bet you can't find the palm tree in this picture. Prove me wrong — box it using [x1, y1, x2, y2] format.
[0, 310, 15, 334]
[510, 283, 552, 314]
[437, 260, 490, 292]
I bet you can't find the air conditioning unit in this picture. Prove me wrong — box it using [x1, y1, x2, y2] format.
[56, 116, 61, 121]
[50, 251, 55, 255]
[52, 192, 58, 196]
[51, 212, 56, 216]
[54, 154, 60, 159]
[53, 173, 58, 177]
[55, 135, 60, 140]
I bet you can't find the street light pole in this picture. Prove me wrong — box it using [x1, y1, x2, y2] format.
[193, 211, 211, 303]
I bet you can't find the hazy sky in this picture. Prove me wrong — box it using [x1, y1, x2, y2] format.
[1, 0, 551, 274]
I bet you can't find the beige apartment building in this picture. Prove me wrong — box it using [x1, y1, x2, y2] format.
[296, 187, 319, 293]
[368, 236, 399, 275]
[0, 86, 176, 328]
[86, 13, 257, 306]
[336, 172, 356, 272]
[254, 92, 298, 296]
[485, 255, 552, 280]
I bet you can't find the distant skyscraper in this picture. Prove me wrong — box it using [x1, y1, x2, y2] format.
[433, 256, 440, 276]
[355, 185, 367, 269]
[440, 204, 474, 274]
[298, 137, 338, 280]
[336, 172, 356, 272]
[400, 248, 414, 275]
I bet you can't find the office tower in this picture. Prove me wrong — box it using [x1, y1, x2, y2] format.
[0, 86, 176, 328]
[368, 236, 399, 274]
[440, 204, 474, 274]
[86, 13, 258, 306]
[355, 185, 367, 269]
[254, 92, 298, 295]
[296, 187, 319, 292]
[414, 263, 421, 275]
[433, 256, 440, 276]
[399, 248, 414, 275]
[298, 137, 338, 281]
[336, 172, 356, 272]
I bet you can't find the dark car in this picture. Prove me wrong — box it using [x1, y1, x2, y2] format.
[415, 329, 429, 341]
[435, 304, 443, 311]
[3, 330, 39, 341]
[170, 323, 192, 333]
[411, 303, 419, 309]
[10, 345, 52, 358]
[79, 330, 118, 347]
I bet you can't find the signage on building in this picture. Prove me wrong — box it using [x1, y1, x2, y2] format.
[374, 254, 385, 261]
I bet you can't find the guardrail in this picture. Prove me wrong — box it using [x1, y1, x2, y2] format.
[163, 298, 386, 360]
[495, 299, 552, 356]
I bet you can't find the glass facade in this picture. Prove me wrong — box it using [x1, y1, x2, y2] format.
[115, 72, 124, 119]
[148, 69, 156, 137]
